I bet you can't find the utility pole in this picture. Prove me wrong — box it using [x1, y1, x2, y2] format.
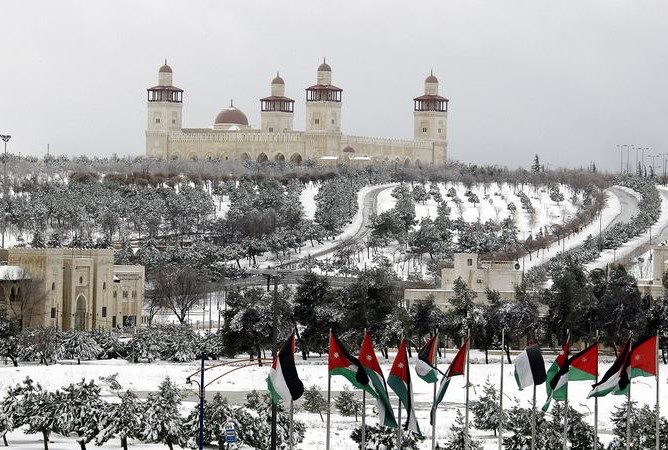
[270, 273, 278, 450]
[1, 134, 11, 248]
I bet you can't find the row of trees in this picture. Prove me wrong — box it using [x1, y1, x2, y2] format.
[0, 377, 300, 450]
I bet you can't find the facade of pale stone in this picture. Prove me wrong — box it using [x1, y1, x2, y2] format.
[0, 248, 144, 331]
[146, 60, 449, 166]
[404, 253, 523, 308]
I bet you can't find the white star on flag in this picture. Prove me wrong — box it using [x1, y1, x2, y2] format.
[366, 355, 372, 361]
[398, 362, 404, 368]
[334, 352, 340, 358]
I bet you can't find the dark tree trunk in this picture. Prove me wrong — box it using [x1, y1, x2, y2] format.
[77, 357, 81, 365]
[485, 347, 489, 365]
[167, 441, 174, 450]
[3, 432, 7, 446]
[504, 343, 512, 364]
[42, 431, 49, 450]
[120, 436, 128, 450]
[77, 438, 86, 450]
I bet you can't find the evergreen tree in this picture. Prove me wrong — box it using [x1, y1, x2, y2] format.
[503, 404, 558, 449]
[608, 401, 668, 449]
[441, 409, 482, 450]
[56, 330, 103, 364]
[46, 231, 62, 248]
[9, 378, 59, 450]
[30, 231, 46, 248]
[142, 377, 185, 450]
[549, 184, 565, 205]
[302, 385, 328, 422]
[531, 154, 541, 173]
[335, 386, 362, 422]
[471, 378, 504, 436]
[96, 390, 144, 450]
[54, 379, 105, 450]
[0, 305, 20, 367]
[550, 403, 601, 450]
[351, 424, 421, 449]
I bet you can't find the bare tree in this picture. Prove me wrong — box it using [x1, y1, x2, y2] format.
[152, 266, 204, 324]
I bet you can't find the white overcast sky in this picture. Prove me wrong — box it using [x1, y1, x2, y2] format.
[1, 0, 666, 171]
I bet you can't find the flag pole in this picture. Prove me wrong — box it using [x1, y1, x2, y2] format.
[396, 397, 402, 450]
[531, 382, 537, 450]
[362, 390, 366, 449]
[326, 330, 332, 450]
[498, 328, 504, 450]
[594, 330, 599, 449]
[431, 331, 439, 450]
[362, 328, 367, 450]
[289, 399, 294, 450]
[656, 334, 660, 450]
[563, 330, 570, 450]
[465, 329, 471, 450]
[626, 380, 631, 450]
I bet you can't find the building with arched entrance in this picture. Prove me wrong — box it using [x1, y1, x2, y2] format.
[146, 60, 449, 166]
[0, 248, 144, 331]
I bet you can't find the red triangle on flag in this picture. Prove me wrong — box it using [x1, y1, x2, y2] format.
[359, 331, 383, 374]
[446, 338, 469, 378]
[390, 339, 410, 382]
[630, 335, 658, 377]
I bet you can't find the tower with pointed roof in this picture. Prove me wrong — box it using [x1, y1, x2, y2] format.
[146, 61, 183, 157]
[413, 71, 448, 161]
[260, 72, 295, 132]
[305, 59, 342, 133]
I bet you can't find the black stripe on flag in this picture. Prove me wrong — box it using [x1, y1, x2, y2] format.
[527, 344, 547, 385]
[279, 334, 305, 401]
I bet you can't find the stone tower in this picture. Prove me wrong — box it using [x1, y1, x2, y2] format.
[260, 72, 295, 133]
[305, 59, 342, 133]
[146, 61, 183, 158]
[413, 71, 448, 163]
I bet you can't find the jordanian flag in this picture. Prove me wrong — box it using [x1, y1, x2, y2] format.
[542, 335, 571, 411]
[267, 331, 304, 403]
[430, 338, 468, 425]
[328, 330, 374, 396]
[630, 335, 658, 379]
[568, 341, 598, 382]
[415, 334, 439, 383]
[514, 344, 547, 390]
[588, 338, 631, 398]
[388, 338, 422, 437]
[359, 331, 397, 428]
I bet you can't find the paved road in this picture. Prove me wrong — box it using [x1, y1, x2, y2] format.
[605, 186, 641, 232]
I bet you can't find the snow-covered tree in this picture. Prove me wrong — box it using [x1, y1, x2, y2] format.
[335, 386, 362, 422]
[53, 379, 104, 450]
[142, 377, 185, 450]
[242, 390, 305, 450]
[549, 184, 564, 205]
[96, 390, 145, 450]
[9, 377, 59, 450]
[471, 378, 504, 436]
[608, 401, 667, 450]
[351, 424, 421, 449]
[302, 385, 327, 422]
[56, 330, 102, 364]
[441, 409, 482, 450]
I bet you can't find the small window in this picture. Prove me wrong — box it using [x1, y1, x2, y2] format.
[113, 291, 117, 298]
[438, 128, 442, 133]
[268, 127, 274, 132]
[102, 307, 107, 318]
[122, 291, 128, 298]
[314, 118, 320, 125]
[172, 119, 176, 124]
[103, 282, 106, 290]
[331, 119, 335, 124]
[132, 290, 137, 298]
[50, 307, 56, 319]
[467, 258, 473, 266]
[422, 127, 428, 133]
[51, 282, 55, 290]
[155, 118, 161, 124]
[112, 316, 116, 327]
[476, 279, 483, 284]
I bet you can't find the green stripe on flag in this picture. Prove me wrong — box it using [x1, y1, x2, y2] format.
[330, 367, 377, 397]
[568, 366, 596, 381]
[630, 367, 655, 379]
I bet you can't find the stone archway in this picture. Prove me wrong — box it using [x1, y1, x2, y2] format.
[170, 152, 181, 160]
[240, 153, 251, 161]
[257, 153, 268, 163]
[404, 158, 412, 167]
[74, 295, 87, 331]
[275, 153, 285, 162]
[414, 159, 422, 168]
[289, 153, 303, 165]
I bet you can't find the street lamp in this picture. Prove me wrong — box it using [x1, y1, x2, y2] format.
[1, 134, 11, 248]
[649, 154, 662, 178]
[617, 145, 623, 174]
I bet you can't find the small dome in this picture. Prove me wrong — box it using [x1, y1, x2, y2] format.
[215, 103, 249, 126]
[272, 72, 285, 85]
[159, 60, 173, 73]
[318, 58, 331, 72]
[425, 71, 438, 83]
[342, 146, 355, 153]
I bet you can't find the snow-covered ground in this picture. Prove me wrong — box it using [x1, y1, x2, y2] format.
[1, 350, 662, 449]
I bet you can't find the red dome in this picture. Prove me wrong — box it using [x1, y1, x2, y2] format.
[215, 105, 249, 125]
[159, 63, 173, 74]
[342, 146, 355, 153]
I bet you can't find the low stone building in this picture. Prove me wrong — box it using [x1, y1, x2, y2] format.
[636, 244, 668, 299]
[404, 253, 523, 308]
[0, 248, 144, 330]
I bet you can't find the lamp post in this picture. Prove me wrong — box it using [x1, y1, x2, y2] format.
[617, 145, 623, 174]
[1, 134, 11, 248]
[650, 154, 661, 178]
[186, 355, 206, 450]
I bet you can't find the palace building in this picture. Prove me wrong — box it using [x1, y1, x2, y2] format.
[0, 248, 144, 331]
[145, 60, 449, 166]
